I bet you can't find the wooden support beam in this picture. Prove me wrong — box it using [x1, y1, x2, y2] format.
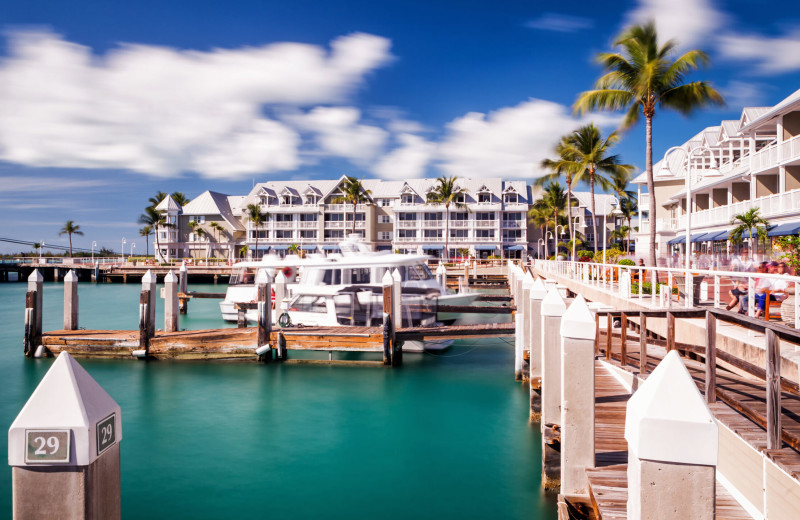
[139, 290, 150, 355]
[605, 314, 612, 361]
[382, 275, 394, 366]
[766, 328, 781, 450]
[23, 290, 37, 357]
[666, 312, 676, 352]
[705, 312, 716, 404]
[639, 312, 647, 375]
[257, 283, 271, 363]
[619, 313, 627, 367]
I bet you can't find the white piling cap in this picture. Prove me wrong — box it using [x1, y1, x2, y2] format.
[436, 263, 446, 274]
[275, 270, 287, 283]
[522, 271, 534, 288]
[8, 352, 122, 467]
[530, 277, 547, 300]
[541, 287, 567, 317]
[64, 270, 77, 283]
[392, 269, 401, 282]
[180, 261, 187, 272]
[28, 269, 43, 283]
[625, 350, 718, 466]
[141, 270, 155, 285]
[255, 269, 272, 285]
[560, 295, 596, 340]
[382, 271, 393, 286]
[164, 271, 177, 283]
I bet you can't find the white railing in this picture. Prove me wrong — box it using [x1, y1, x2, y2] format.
[531, 259, 800, 328]
[474, 236, 496, 242]
[474, 220, 497, 228]
[780, 133, 800, 162]
[397, 221, 417, 228]
[501, 220, 523, 228]
[273, 221, 294, 229]
[323, 204, 366, 211]
[2, 257, 121, 265]
[450, 220, 469, 228]
[422, 220, 444, 228]
[394, 236, 417, 243]
[298, 221, 317, 229]
[679, 188, 800, 228]
[326, 221, 347, 229]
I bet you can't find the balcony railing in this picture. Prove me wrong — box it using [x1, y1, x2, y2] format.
[273, 221, 294, 229]
[397, 221, 417, 228]
[474, 220, 497, 228]
[449, 220, 469, 228]
[422, 220, 444, 228]
[501, 220, 523, 228]
[298, 221, 317, 228]
[677, 188, 800, 229]
[324, 204, 366, 211]
[474, 236, 496, 242]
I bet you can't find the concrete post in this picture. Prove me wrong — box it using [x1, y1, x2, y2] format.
[255, 268, 272, 361]
[179, 261, 188, 295]
[560, 295, 596, 495]
[517, 272, 533, 381]
[274, 270, 287, 325]
[28, 270, 43, 341]
[541, 286, 567, 491]
[625, 351, 718, 520]
[93, 261, 99, 283]
[529, 277, 547, 420]
[63, 270, 79, 330]
[164, 271, 179, 333]
[392, 269, 402, 328]
[141, 270, 156, 337]
[436, 262, 447, 289]
[9, 352, 122, 520]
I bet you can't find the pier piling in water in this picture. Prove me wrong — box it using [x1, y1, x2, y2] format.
[528, 277, 546, 420]
[138, 290, 151, 356]
[382, 271, 395, 366]
[64, 270, 79, 331]
[164, 271, 179, 333]
[28, 270, 43, 346]
[521, 272, 534, 382]
[142, 271, 156, 338]
[179, 261, 188, 314]
[540, 286, 566, 491]
[23, 290, 39, 357]
[256, 269, 272, 363]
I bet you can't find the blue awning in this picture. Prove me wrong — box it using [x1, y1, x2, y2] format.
[767, 221, 800, 237]
[300, 245, 317, 250]
[504, 245, 524, 250]
[666, 236, 685, 245]
[423, 245, 444, 251]
[706, 230, 729, 241]
[322, 245, 340, 251]
[272, 244, 289, 250]
[474, 245, 496, 251]
[691, 233, 714, 243]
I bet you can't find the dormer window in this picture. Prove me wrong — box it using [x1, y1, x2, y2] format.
[402, 194, 414, 204]
[454, 194, 465, 204]
[282, 195, 292, 205]
[478, 193, 491, 203]
[305, 196, 317, 205]
[504, 193, 518, 204]
[259, 196, 267, 205]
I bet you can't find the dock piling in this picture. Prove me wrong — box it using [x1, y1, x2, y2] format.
[559, 295, 596, 496]
[529, 276, 546, 420]
[64, 270, 79, 331]
[179, 262, 188, 314]
[23, 290, 38, 357]
[138, 290, 151, 356]
[164, 271, 179, 333]
[256, 270, 272, 363]
[27, 270, 43, 346]
[392, 269, 402, 328]
[541, 286, 567, 491]
[625, 351, 718, 520]
[382, 271, 395, 366]
[141, 270, 156, 338]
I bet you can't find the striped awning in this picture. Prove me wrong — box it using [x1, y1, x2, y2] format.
[690, 233, 714, 243]
[322, 245, 340, 251]
[271, 244, 289, 250]
[504, 245, 525, 250]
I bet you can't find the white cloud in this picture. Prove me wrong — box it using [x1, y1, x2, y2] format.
[525, 13, 593, 33]
[719, 80, 769, 108]
[716, 29, 800, 74]
[627, 0, 722, 49]
[372, 134, 436, 179]
[0, 30, 392, 178]
[435, 99, 621, 179]
[285, 106, 388, 165]
[0, 176, 112, 192]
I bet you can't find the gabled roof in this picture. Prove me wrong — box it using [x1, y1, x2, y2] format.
[738, 107, 771, 132]
[700, 126, 720, 147]
[740, 89, 800, 133]
[279, 186, 299, 197]
[718, 120, 740, 141]
[154, 195, 182, 213]
[303, 185, 322, 196]
[182, 191, 244, 231]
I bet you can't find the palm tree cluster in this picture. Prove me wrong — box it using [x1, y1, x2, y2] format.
[425, 176, 469, 260]
[340, 176, 372, 236]
[138, 191, 190, 260]
[246, 203, 268, 260]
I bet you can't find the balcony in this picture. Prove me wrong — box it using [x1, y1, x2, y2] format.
[326, 221, 347, 229]
[397, 221, 417, 228]
[394, 236, 417, 243]
[324, 204, 366, 211]
[501, 220, 523, 228]
[273, 221, 294, 229]
[449, 220, 469, 228]
[677, 188, 800, 229]
[298, 221, 318, 229]
[474, 220, 497, 228]
[422, 220, 444, 228]
[473, 236, 497, 242]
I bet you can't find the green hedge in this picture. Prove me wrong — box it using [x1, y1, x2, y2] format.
[630, 282, 679, 295]
[618, 259, 635, 266]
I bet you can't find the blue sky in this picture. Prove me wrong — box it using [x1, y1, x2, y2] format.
[2, 0, 800, 254]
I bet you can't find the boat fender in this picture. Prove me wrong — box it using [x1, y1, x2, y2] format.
[271, 288, 276, 310]
[282, 266, 294, 279]
[277, 312, 292, 328]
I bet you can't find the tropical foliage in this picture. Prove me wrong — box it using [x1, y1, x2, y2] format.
[730, 208, 770, 248]
[426, 176, 469, 260]
[340, 176, 372, 235]
[530, 182, 570, 258]
[574, 21, 724, 266]
[246, 203, 268, 260]
[58, 220, 84, 257]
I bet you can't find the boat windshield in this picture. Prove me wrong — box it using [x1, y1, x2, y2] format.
[229, 267, 261, 286]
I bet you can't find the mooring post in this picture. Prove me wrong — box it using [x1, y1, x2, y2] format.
[463, 262, 469, 289]
[517, 272, 533, 382]
[93, 261, 99, 283]
[8, 352, 122, 520]
[541, 286, 567, 492]
[141, 270, 156, 338]
[766, 328, 781, 450]
[63, 269, 79, 331]
[138, 290, 151, 356]
[391, 268, 402, 328]
[560, 295, 596, 496]
[626, 351, 718, 520]
[529, 277, 547, 420]
[256, 269, 272, 362]
[179, 261, 188, 314]
[382, 271, 394, 366]
[436, 262, 446, 289]
[23, 290, 38, 357]
[164, 271, 179, 333]
[28, 269, 43, 345]
[274, 269, 286, 325]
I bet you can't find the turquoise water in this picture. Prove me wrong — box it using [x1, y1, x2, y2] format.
[0, 280, 556, 519]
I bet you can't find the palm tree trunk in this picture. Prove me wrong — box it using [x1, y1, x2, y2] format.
[544, 224, 549, 259]
[352, 203, 357, 236]
[154, 226, 160, 261]
[590, 168, 598, 254]
[69, 234, 73, 257]
[646, 114, 656, 267]
[566, 178, 573, 259]
[444, 202, 450, 262]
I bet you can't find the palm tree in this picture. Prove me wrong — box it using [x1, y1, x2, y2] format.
[287, 243, 301, 258]
[246, 203, 268, 260]
[730, 208, 770, 253]
[32, 242, 41, 258]
[139, 226, 152, 257]
[148, 191, 168, 208]
[426, 176, 469, 260]
[617, 197, 638, 252]
[538, 136, 582, 255]
[138, 206, 172, 261]
[558, 124, 634, 253]
[533, 182, 569, 257]
[574, 21, 724, 266]
[340, 177, 372, 236]
[609, 226, 630, 249]
[209, 222, 224, 257]
[58, 220, 84, 257]
[527, 205, 551, 259]
[171, 192, 191, 206]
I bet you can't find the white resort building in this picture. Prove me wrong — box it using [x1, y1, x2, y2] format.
[151, 175, 626, 262]
[633, 87, 800, 264]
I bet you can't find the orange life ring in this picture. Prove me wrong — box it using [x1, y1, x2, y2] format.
[282, 266, 294, 279]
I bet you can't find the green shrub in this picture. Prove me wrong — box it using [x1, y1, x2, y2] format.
[618, 259, 635, 266]
[594, 248, 624, 263]
[630, 282, 679, 295]
[577, 250, 593, 259]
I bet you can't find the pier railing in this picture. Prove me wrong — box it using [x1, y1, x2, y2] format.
[533, 259, 800, 328]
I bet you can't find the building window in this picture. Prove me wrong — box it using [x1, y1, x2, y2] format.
[169, 249, 176, 256]
[305, 196, 317, 205]
[378, 198, 392, 207]
[502, 212, 523, 221]
[475, 229, 495, 238]
[275, 214, 293, 222]
[450, 212, 468, 221]
[454, 194, 465, 204]
[324, 230, 345, 240]
[450, 229, 468, 238]
[324, 213, 345, 222]
[249, 230, 268, 239]
[424, 230, 442, 238]
[188, 216, 205, 224]
[275, 230, 293, 239]
[504, 193, 518, 204]
[476, 212, 496, 221]
[398, 213, 416, 221]
[300, 230, 317, 239]
[378, 215, 392, 224]
[503, 230, 522, 240]
[345, 213, 365, 221]
[300, 214, 318, 222]
[160, 232, 167, 240]
[259, 196, 267, 205]
[401, 194, 414, 204]
[398, 229, 417, 238]
[478, 193, 491, 203]
[423, 212, 443, 221]
[379, 231, 392, 240]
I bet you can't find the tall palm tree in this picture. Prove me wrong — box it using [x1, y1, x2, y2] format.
[558, 124, 634, 253]
[426, 176, 469, 260]
[209, 222, 223, 257]
[246, 203, 268, 260]
[58, 220, 84, 257]
[138, 206, 172, 261]
[730, 208, 770, 253]
[341, 177, 372, 236]
[527, 205, 551, 259]
[538, 135, 583, 255]
[171, 192, 191, 206]
[574, 21, 724, 265]
[533, 182, 569, 257]
[617, 197, 638, 252]
[139, 225, 152, 257]
[148, 191, 168, 208]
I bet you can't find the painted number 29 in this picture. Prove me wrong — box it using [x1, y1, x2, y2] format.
[33, 436, 59, 455]
[101, 424, 113, 444]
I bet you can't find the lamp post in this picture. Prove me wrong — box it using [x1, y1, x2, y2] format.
[658, 145, 721, 274]
[121, 237, 126, 263]
[39, 240, 45, 260]
[554, 225, 566, 259]
[537, 238, 544, 259]
[545, 231, 554, 259]
[91, 241, 97, 262]
[602, 198, 620, 266]
[131, 243, 136, 259]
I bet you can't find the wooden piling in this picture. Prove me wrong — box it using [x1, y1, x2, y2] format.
[28, 270, 43, 344]
[639, 312, 647, 375]
[382, 273, 394, 366]
[138, 290, 150, 355]
[605, 314, 612, 360]
[705, 312, 716, 404]
[23, 290, 37, 357]
[766, 328, 781, 450]
[164, 271, 179, 333]
[620, 313, 628, 367]
[141, 271, 156, 338]
[179, 262, 188, 314]
[667, 312, 676, 352]
[257, 282, 271, 363]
